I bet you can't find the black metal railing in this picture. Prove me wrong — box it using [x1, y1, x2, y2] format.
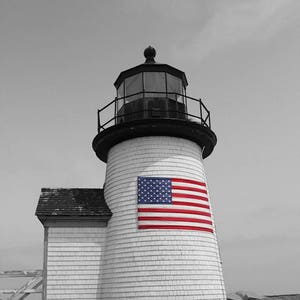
[97, 91, 211, 133]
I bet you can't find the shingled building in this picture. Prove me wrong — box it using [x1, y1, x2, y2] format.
[36, 188, 111, 298]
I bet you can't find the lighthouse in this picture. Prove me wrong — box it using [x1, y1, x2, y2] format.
[92, 46, 226, 299]
[36, 46, 226, 299]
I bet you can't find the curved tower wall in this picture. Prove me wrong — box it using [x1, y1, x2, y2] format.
[100, 136, 226, 299]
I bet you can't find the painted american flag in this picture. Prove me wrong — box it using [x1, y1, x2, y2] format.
[137, 176, 214, 233]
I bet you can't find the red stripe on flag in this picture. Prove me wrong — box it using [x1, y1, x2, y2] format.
[172, 178, 206, 187]
[172, 193, 208, 201]
[138, 207, 211, 217]
[138, 224, 213, 232]
[172, 201, 210, 209]
[138, 216, 213, 225]
[172, 185, 207, 194]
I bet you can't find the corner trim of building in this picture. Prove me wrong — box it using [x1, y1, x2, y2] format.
[42, 226, 48, 300]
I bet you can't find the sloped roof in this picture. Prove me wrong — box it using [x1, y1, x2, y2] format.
[36, 188, 112, 223]
[227, 291, 268, 300]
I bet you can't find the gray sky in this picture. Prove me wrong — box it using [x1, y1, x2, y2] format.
[1, 0, 300, 295]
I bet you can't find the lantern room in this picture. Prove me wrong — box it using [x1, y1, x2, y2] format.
[114, 46, 188, 122]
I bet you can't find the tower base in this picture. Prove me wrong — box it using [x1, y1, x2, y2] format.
[100, 136, 226, 299]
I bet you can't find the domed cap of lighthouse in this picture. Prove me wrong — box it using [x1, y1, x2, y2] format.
[93, 47, 217, 162]
[114, 46, 187, 89]
[115, 46, 187, 85]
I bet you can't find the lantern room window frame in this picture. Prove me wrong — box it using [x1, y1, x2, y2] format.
[116, 71, 187, 113]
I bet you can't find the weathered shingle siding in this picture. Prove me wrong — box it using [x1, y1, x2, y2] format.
[46, 226, 106, 300]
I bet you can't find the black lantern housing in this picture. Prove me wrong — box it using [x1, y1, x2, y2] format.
[114, 47, 188, 123]
[93, 47, 217, 162]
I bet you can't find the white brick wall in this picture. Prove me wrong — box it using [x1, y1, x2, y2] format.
[101, 136, 226, 299]
[46, 226, 106, 300]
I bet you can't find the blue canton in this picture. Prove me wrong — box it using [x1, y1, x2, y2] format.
[137, 177, 172, 204]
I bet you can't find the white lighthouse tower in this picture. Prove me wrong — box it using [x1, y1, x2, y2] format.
[92, 47, 226, 299]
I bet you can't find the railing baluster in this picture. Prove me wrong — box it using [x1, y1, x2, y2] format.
[97, 110, 100, 133]
[114, 97, 117, 125]
[199, 98, 203, 125]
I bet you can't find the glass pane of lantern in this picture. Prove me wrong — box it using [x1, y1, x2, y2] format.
[125, 73, 143, 102]
[144, 72, 166, 97]
[117, 82, 124, 98]
[167, 73, 183, 102]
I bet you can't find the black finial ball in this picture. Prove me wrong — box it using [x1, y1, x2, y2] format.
[144, 46, 156, 63]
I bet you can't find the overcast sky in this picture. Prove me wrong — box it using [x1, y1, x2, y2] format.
[1, 0, 300, 295]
